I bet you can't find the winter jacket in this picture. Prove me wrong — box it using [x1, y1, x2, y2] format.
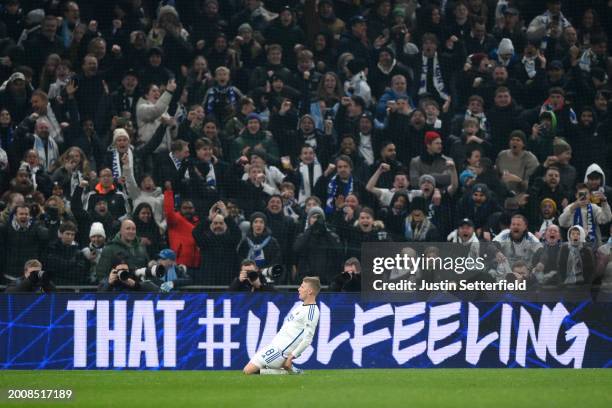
[44, 239, 89, 285]
[229, 130, 280, 163]
[0, 216, 49, 280]
[135, 91, 174, 149]
[95, 233, 149, 281]
[164, 189, 201, 268]
[192, 218, 241, 285]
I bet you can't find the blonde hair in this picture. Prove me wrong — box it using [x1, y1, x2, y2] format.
[303, 276, 321, 295]
[24, 259, 42, 271]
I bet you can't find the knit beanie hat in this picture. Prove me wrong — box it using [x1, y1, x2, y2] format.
[540, 198, 557, 213]
[249, 211, 268, 225]
[498, 38, 514, 55]
[89, 222, 106, 238]
[424, 131, 441, 145]
[112, 128, 130, 144]
[419, 174, 436, 187]
[307, 206, 326, 221]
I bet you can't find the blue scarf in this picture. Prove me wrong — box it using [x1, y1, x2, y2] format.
[325, 174, 353, 215]
[163, 265, 178, 282]
[574, 204, 596, 244]
[419, 53, 450, 101]
[246, 236, 272, 267]
[207, 85, 238, 115]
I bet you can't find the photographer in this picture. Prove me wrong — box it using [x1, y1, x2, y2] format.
[329, 258, 362, 292]
[98, 255, 159, 292]
[229, 259, 275, 292]
[5, 259, 55, 293]
[138, 249, 192, 293]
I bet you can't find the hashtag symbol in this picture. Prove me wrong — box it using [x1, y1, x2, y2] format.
[198, 299, 241, 367]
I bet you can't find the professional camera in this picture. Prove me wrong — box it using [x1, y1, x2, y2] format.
[116, 268, 131, 282]
[260, 265, 283, 284]
[27, 269, 49, 286]
[135, 264, 166, 281]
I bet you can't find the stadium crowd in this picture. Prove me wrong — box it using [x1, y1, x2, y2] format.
[0, 0, 611, 293]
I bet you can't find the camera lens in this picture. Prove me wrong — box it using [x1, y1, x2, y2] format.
[247, 271, 259, 281]
[117, 269, 130, 281]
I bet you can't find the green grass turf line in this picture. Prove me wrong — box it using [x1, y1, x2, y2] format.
[1, 369, 611, 408]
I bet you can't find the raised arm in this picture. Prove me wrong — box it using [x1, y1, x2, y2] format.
[366, 163, 389, 199]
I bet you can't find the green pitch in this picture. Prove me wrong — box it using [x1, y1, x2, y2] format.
[1, 369, 611, 408]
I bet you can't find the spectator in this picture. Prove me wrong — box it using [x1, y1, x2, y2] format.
[14, 117, 59, 173]
[73, 54, 105, 123]
[366, 163, 409, 207]
[264, 195, 297, 278]
[456, 183, 503, 238]
[314, 155, 368, 216]
[192, 200, 241, 284]
[376, 73, 410, 122]
[329, 257, 361, 292]
[293, 206, 342, 284]
[558, 225, 595, 285]
[495, 130, 539, 193]
[0, 204, 49, 281]
[533, 224, 563, 284]
[403, 196, 441, 242]
[155, 139, 190, 186]
[370, 50, 411, 101]
[237, 211, 282, 270]
[163, 183, 201, 274]
[136, 79, 177, 149]
[527, 165, 569, 228]
[0, 72, 32, 123]
[95, 219, 149, 282]
[133, 203, 163, 259]
[338, 15, 372, 63]
[81, 222, 106, 284]
[229, 113, 279, 163]
[83, 168, 130, 220]
[559, 183, 612, 247]
[44, 221, 88, 284]
[493, 214, 542, 272]
[409, 131, 457, 189]
[342, 207, 390, 260]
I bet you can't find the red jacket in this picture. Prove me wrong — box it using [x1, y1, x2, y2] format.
[164, 190, 201, 268]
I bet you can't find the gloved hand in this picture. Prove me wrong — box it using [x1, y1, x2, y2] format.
[160, 281, 175, 293]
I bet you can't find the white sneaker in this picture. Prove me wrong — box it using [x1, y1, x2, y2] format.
[290, 366, 304, 375]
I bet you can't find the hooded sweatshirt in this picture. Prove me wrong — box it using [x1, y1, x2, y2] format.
[559, 225, 595, 284]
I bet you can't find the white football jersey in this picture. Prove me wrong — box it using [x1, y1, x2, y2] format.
[271, 303, 320, 358]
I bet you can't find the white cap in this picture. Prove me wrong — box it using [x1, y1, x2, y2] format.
[89, 222, 106, 238]
[112, 128, 130, 145]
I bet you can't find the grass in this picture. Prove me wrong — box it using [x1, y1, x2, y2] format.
[0, 369, 611, 408]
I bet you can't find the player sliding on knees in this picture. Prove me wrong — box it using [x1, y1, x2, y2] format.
[243, 277, 321, 375]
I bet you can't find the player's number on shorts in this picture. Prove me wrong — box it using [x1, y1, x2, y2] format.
[263, 349, 276, 357]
